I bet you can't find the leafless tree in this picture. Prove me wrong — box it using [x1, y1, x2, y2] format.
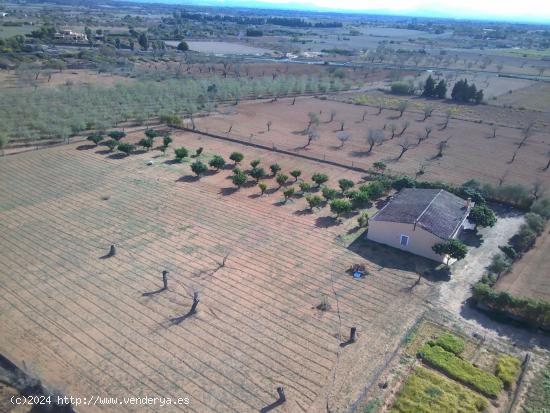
[336, 131, 352, 148]
[329, 109, 337, 122]
[398, 120, 410, 137]
[397, 139, 413, 160]
[389, 123, 397, 139]
[544, 150, 550, 171]
[424, 126, 433, 139]
[306, 127, 320, 147]
[267, 121, 272, 132]
[377, 102, 383, 115]
[422, 104, 433, 121]
[397, 101, 408, 118]
[367, 129, 384, 152]
[490, 125, 497, 138]
[340, 121, 345, 131]
[532, 179, 544, 199]
[441, 109, 452, 130]
[436, 140, 448, 158]
[361, 110, 368, 122]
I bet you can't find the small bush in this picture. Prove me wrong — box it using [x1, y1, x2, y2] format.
[499, 245, 518, 261]
[418, 344, 503, 398]
[250, 159, 261, 168]
[322, 187, 339, 201]
[330, 199, 352, 217]
[250, 167, 266, 182]
[510, 225, 537, 253]
[174, 147, 189, 161]
[209, 155, 226, 171]
[103, 139, 118, 151]
[276, 173, 289, 188]
[531, 198, 550, 219]
[117, 142, 135, 156]
[357, 211, 369, 228]
[231, 170, 247, 188]
[258, 182, 267, 195]
[283, 187, 295, 201]
[311, 172, 329, 187]
[299, 182, 312, 193]
[338, 178, 354, 193]
[229, 152, 244, 164]
[495, 355, 521, 389]
[524, 212, 546, 235]
[87, 134, 103, 145]
[390, 82, 414, 95]
[290, 169, 302, 181]
[350, 190, 371, 209]
[392, 175, 416, 190]
[190, 160, 208, 177]
[305, 195, 322, 210]
[270, 163, 281, 175]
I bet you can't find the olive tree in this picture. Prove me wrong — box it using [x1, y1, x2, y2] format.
[191, 160, 208, 177]
[209, 155, 226, 171]
[432, 239, 468, 265]
[312, 172, 329, 187]
[290, 169, 302, 181]
[229, 151, 244, 165]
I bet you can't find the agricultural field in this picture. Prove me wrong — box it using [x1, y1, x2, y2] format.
[0, 130, 437, 412]
[495, 230, 550, 302]
[368, 321, 528, 413]
[165, 40, 274, 55]
[194, 95, 550, 193]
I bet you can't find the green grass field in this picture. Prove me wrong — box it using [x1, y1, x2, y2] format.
[390, 367, 488, 413]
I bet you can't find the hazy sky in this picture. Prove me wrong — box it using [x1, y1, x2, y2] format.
[217, 0, 550, 23]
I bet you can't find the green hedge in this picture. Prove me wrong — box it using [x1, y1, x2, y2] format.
[496, 354, 521, 389]
[418, 344, 503, 398]
[431, 333, 465, 355]
[390, 367, 488, 413]
[472, 282, 550, 330]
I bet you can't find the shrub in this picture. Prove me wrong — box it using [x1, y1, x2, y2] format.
[103, 139, 118, 151]
[469, 204, 497, 229]
[338, 178, 354, 194]
[531, 198, 550, 220]
[138, 137, 153, 151]
[524, 212, 546, 235]
[350, 190, 371, 209]
[209, 155, 226, 171]
[190, 160, 208, 177]
[364, 181, 385, 200]
[276, 173, 289, 188]
[357, 211, 369, 228]
[87, 134, 103, 145]
[373, 161, 386, 172]
[229, 152, 244, 164]
[390, 82, 414, 95]
[162, 135, 173, 148]
[305, 195, 322, 210]
[117, 142, 134, 156]
[431, 333, 465, 355]
[250, 159, 261, 168]
[311, 172, 329, 187]
[392, 175, 416, 190]
[330, 199, 352, 217]
[299, 182, 312, 193]
[144, 129, 159, 139]
[250, 166, 266, 182]
[322, 187, 339, 201]
[270, 163, 281, 175]
[194, 147, 203, 157]
[499, 245, 518, 261]
[495, 355, 521, 389]
[418, 343, 503, 398]
[390, 367, 488, 413]
[231, 170, 247, 188]
[108, 130, 126, 141]
[283, 187, 295, 201]
[488, 254, 509, 275]
[174, 147, 189, 161]
[510, 225, 537, 253]
[290, 169, 302, 181]
[258, 182, 267, 195]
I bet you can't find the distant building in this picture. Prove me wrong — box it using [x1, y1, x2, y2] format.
[55, 30, 88, 41]
[1, 12, 8, 17]
[366, 188, 473, 262]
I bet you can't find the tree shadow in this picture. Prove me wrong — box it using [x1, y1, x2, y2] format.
[248, 193, 262, 199]
[164, 159, 181, 165]
[260, 400, 285, 413]
[350, 150, 373, 157]
[294, 208, 313, 216]
[142, 287, 166, 297]
[219, 187, 238, 196]
[95, 149, 113, 155]
[315, 216, 339, 228]
[106, 153, 129, 160]
[169, 310, 196, 325]
[76, 144, 96, 150]
[458, 230, 483, 248]
[133, 149, 148, 155]
[177, 175, 199, 183]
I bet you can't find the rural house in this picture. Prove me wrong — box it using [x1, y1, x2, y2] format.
[367, 188, 473, 262]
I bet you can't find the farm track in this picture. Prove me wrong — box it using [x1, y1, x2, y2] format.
[0, 145, 428, 412]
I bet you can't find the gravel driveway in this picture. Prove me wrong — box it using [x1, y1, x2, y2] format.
[437, 206, 524, 314]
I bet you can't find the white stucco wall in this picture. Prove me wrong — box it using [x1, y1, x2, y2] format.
[366, 220, 446, 262]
